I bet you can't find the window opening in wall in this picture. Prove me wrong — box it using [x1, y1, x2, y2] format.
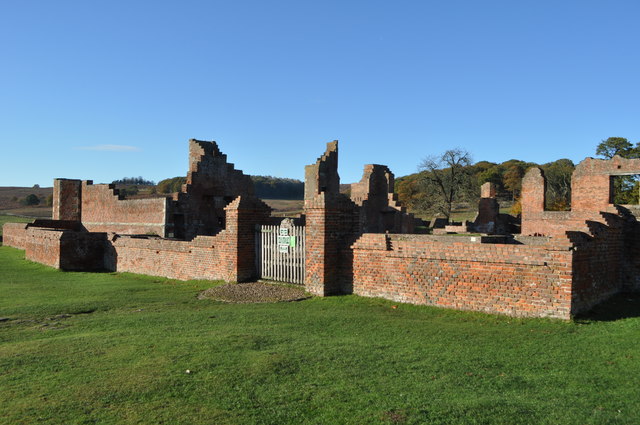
[610, 175, 640, 205]
[544, 176, 571, 211]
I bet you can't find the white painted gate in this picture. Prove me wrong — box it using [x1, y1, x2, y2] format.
[256, 219, 305, 284]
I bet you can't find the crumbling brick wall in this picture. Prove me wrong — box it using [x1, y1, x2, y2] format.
[50, 178, 170, 236]
[303, 141, 415, 296]
[352, 234, 573, 319]
[521, 156, 640, 237]
[108, 196, 270, 281]
[304, 140, 340, 200]
[173, 139, 255, 240]
[570, 156, 640, 211]
[80, 181, 170, 236]
[474, 182, 500, 233]
[49, 139, 256, 240]
[350, 164, 414, 234]
[304, 141, 360, 296]
[568, 210, 640, 313]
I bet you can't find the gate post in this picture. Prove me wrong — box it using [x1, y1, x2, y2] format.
[304, 192, 359, 296]
[225, 196, 272, 282]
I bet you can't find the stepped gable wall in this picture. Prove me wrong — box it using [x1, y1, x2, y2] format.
[174, 139, 255, 240]
[350, 164, 414, 234]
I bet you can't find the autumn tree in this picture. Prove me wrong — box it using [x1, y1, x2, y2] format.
[541, 159, 574, 210]
[503, 165, 525, 200]
[419, 148, 474, 220]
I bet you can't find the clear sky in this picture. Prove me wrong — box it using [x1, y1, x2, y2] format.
[1, 0, 639, 187]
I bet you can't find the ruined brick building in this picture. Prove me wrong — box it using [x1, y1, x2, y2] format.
[4, 139, 640, 320]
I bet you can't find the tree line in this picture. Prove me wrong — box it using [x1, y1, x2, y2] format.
[112, 176, 155, 185]
[155, 175, 304, 199]
[395, 137, 638, 219]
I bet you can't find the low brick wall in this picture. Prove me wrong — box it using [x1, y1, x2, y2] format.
[521, 211, 608, 237]
[24, 228, 63, 268]
[352, 234, 574, 319]
[19, 228, 107, 271]
[567, 212, 640, 314]
[2, 223, 29, 249]
[111, 232, 239, 282]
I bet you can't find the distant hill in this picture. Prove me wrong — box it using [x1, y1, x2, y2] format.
[156, 175, 304, 200]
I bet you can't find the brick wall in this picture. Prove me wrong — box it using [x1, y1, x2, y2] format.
[521, 157, 640, 237]
[5, 195, 271, 282]
[568, 211, 640, 313]
[19, 228, 107, 271]
[53, 179, 82, 221]
[571, 156, 640, 212]
[108, 195, 270, 282]
[352, 234, 573, 319]
[111, 234, 238, 281]
[304, 193, 360, 296]
[81, 182, 169, 236]
[2, 223, 29, 249]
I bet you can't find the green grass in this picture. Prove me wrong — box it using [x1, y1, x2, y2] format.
[1, 246, 639, 424]
[0, 214, 33, 237]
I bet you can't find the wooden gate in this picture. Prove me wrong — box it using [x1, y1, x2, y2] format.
[256, 219, 305, 284]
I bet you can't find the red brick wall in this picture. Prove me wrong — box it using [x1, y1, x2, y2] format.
[352, 234, 573, 319]
[568, 211, 640, 313]
[2, 223, 29, 249]
[570, 156, 640, 212]
[81, 182, 169, 236]
[24, 228, 63, 268]
[111, 233, 238, 281]
[53, 179, 82, 221]
[520, 167, 546, 235]
[110, 195, 270, 282]
[304, 193, 360, 296]
[521, 211, 605, 237]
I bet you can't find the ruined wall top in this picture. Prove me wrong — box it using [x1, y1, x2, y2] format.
[573, 155, 640, 177]
[304, 140, 340, 200]
[572, 155, 640, 211]
[480, 182, 497, 199]
[188, 139, 223, 174]
[350, 164, 394, 206]
[184, 139, 254, 197]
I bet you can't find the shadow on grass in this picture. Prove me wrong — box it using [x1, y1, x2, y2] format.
[575, 292, 640, 322]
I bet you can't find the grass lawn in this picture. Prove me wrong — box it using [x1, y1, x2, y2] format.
[1, 246, 639, 424]
[0, 214, 34, 237]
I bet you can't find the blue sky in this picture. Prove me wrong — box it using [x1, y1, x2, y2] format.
[1, 0, 639, 187]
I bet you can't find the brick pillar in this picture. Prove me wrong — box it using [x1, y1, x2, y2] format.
[52, 179, 82, 221]
[224, 196, 272, 282]
[304, 193, 359, 296]
[521, 167, 546, 235]
[521, 168, 546, 214]
[480, 182, 497, 198]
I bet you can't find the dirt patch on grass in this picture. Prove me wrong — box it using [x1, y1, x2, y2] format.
[198, 282, 310, 304]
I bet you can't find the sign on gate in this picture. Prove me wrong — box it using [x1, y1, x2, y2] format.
[256, 219, 305, 284]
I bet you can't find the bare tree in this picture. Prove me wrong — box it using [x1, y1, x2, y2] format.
[419, 148, 473, 220]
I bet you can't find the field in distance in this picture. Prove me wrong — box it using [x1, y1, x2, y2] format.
[0, 186, 306, 220]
